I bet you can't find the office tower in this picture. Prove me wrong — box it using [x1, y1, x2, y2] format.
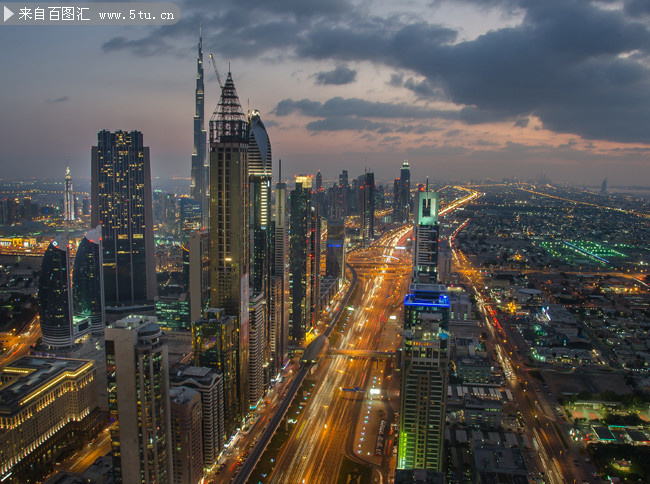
[91, 130, 156, 312]
[249, 292, 266, 406]
[412, 190, 439, 284]
[394, 161, 411, 223]
[270, 174, 290, 374]
[397, 314, 450, 471]
[64, 164, 75, 221]
[360, 171, 375, 243]
[105, 316, 172, 484]
[326, 219, 346, 280]
[437, 240, 452, 283]
[82, 196, 91, 216]
[73, 226, 105, 335]
[171, 366, 225, 466]
[248, 109, 272, 294]
[192, 308, 239, 440]
[39, 235, 92, 348]
[248, 110, 272, 388]
[0, 357, 98, 483]
[309, 205, 322, 324]
[209, 71, 250, 423]
[190, 30, 208, 227]
[289, 175, 313, 342]
[169, 386, 203, 484]
[601, 178, 607, 194]
[184, 229, 210, 323]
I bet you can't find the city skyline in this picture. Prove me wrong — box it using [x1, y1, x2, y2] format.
[1, 0, 650, 185]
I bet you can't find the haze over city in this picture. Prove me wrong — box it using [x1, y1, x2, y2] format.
[1, 0, 650, 184]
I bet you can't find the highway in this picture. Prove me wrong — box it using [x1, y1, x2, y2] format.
[267, 226, 413, 484]
[230, 265, 358, 484]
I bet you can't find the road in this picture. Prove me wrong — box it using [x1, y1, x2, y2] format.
[0, 315, 41, 367]
[267, 226, 413, 484]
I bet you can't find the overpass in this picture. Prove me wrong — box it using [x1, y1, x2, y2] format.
[328, 348, 396, 359]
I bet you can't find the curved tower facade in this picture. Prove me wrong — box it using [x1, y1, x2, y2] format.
[39, 235, 74, 348]
[73, 226, 105, 335]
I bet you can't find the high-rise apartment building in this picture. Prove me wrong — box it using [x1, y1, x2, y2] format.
[73, 226, 105, 335]
[64, 164, 75, 221]
[209, 71, 250, 423]
[170, 366, 225, 466]
[192, 308, 239, 441]
[105, 316, 172, 484]
[91, 130, 156, 312]
[289, 175, 313, 342]
[169, 386, 203, 484]
[190, 31, 208, 227]
[412, 190, 439, 284]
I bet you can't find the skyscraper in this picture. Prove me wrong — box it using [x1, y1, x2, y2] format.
[105, 316, 172, 483]
[394, 161, 411, 223]
[91, 130, 156, 312]
[209, 70, 250, 421]
[72, 226, 105, 335]
[39, 235, 91, 348]
[184, 229, 210, 323]
[64, 164, 75, 221]
[169, 386, 203, 484]
[270, 173, 290, 374]
[190, 30, 208, 227]
[248, 110, 272, 295]
[192, 308, 238, 440]
[326, 219, 346, 281]
[360, 171, 376, 244]
[170, 366, 225, 466]
[412, 190, 439, 284]
[249, 292, 266, 406]
[397, 314, 449, 471]
[289, 175, 313, 342]
[248, 110, 272, 387]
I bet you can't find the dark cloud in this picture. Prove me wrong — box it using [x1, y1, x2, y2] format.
[314, 65, 357, 85]
[103, 0, 650, 144]
[514, 117, 529, 128]
[306, 116, 390, 132]
[274, 96, 459, 120]
[46, 96, 70, 103]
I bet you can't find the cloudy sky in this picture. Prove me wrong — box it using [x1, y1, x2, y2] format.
[1, 0, 650, 186]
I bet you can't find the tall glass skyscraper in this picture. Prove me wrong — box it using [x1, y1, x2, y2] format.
[248, 110, 272, 295]
[289, 175, 313, 342]
[73, 226, 105, 335]
[63, 164, 75, 221]
[91, 130, 156, 311]
[190, 30, 208, 227]
[39, 235, 75, 347]
[209, 71, 250, 420]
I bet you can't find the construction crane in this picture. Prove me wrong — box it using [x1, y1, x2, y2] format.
[209, 53, 223, 89]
